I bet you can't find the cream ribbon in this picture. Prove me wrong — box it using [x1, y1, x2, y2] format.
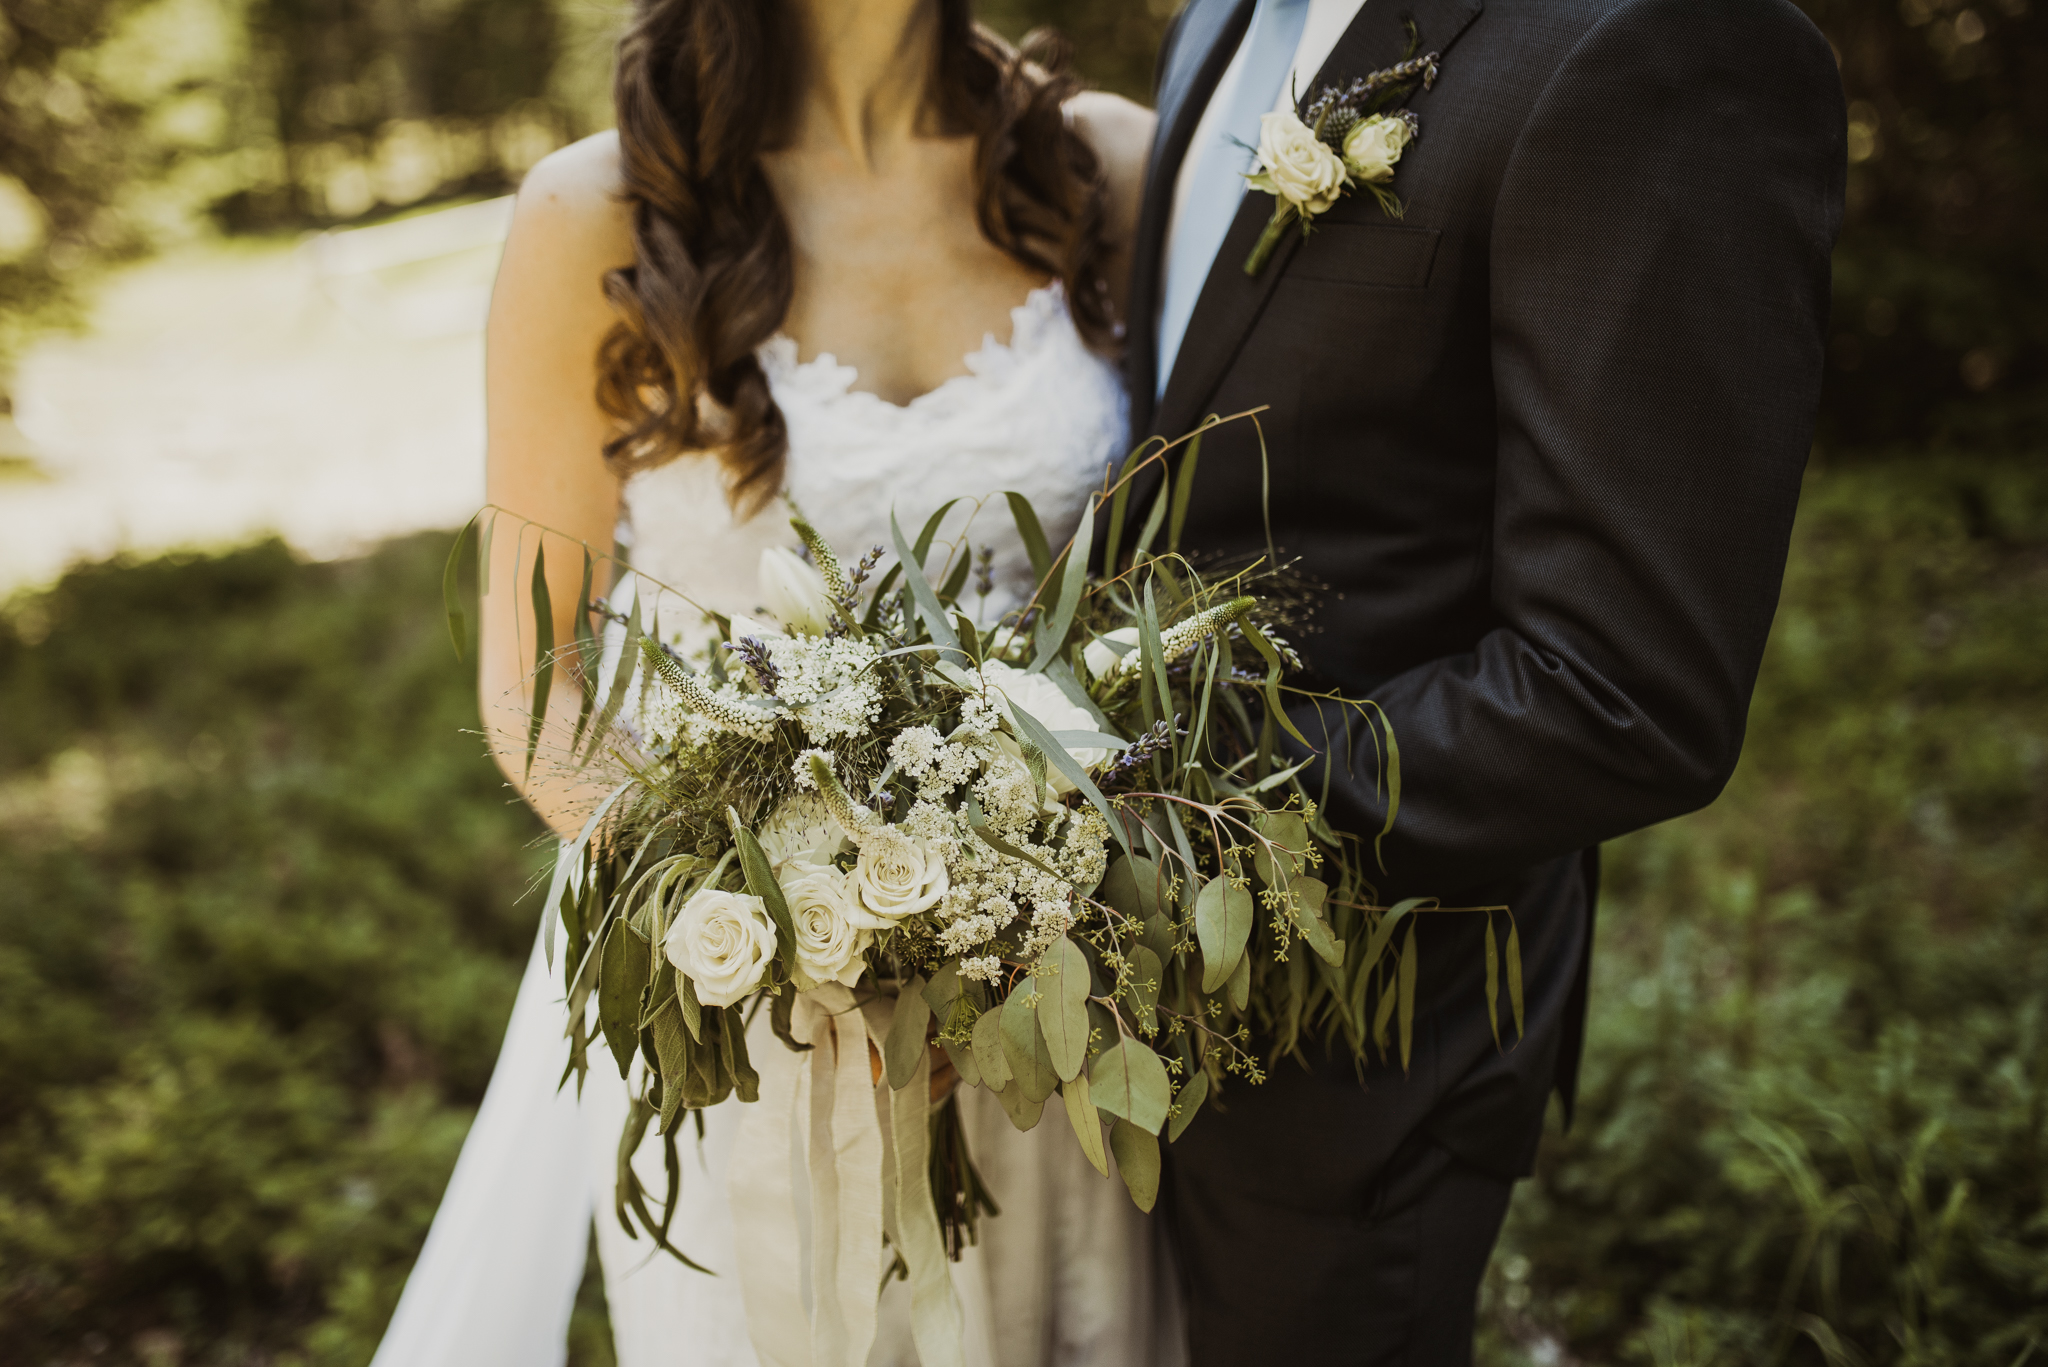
[727, 986, 965, 1367]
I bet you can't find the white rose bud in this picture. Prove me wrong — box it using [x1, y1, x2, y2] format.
[758, 546, 834, 635]
[848, 827, 948, 930]
[1251, 109, 1348, 214]
[1081, 626, 1141, 681]
[978, 659, 1107, 790]
[664, 887, 777, 1007]
[1342, 114, 1414, 184]
[782, 864, 871, 990]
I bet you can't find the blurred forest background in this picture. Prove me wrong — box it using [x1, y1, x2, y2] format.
[1, 0, 2043, 1364]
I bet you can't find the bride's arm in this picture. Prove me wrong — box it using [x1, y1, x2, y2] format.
[480, 133, 635, 840]
[1066, 91, 1155, 326]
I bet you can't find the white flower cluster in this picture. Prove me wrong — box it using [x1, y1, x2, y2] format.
[647, 621, 881, 749]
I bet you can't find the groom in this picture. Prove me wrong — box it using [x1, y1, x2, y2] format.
[1122, 0, 1844, 1358]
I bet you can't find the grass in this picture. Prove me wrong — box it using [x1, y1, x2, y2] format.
[0, 455, 2041, 1364]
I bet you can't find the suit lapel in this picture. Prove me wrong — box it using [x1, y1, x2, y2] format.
[1148, 0, 1484, 444]
[1125, 0, 1257, 437]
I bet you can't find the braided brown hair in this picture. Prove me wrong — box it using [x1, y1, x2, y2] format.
[596, 0, 1117, 514]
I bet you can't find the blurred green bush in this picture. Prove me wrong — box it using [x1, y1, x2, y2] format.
[1479, 456, 2048, 1364]
[0, 534, 622, 1364]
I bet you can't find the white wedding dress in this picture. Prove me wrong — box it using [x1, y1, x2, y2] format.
[371, 283, 1186, 1367]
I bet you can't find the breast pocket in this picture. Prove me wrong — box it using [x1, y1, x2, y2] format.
[1288, 223, 1441, 290]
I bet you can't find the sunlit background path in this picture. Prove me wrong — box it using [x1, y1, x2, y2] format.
[1, 198, 510, 593]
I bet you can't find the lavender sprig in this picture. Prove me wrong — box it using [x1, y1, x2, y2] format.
[1100, 715, 1184, 790]
[727, 635, 780, 693]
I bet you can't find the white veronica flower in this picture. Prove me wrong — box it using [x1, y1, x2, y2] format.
[664, 888, 776, 1007]
[781, 863, 871, 989]
[759, 546, 834, 634]
[849, 826, 948, 929]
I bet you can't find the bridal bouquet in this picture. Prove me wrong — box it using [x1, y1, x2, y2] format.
[451, 423, 1521, 1291]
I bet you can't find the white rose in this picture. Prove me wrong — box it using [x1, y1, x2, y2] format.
[664, 887, 777, 1007]
[1251, 109, 1348, 214]
[848, 826, 948, 929]
[1342, 114, 1413, 184]
[756, 794, 851, 874]
[1080, 627, 1141, 681]
[759, 546, 834, 634]
[978, 660, 1106, 791]
[782, 864, 871, 989]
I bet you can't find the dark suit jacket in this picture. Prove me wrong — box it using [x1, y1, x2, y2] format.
[1123, 0, 1845, 1176]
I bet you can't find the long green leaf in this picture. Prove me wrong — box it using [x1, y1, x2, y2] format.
[727, 808, 797, 976]
[1483, 915, 1501, 1049]
[999, 975, 1057, 1104]
[889, 510, 965, 665]
[585, 582, 640, 765]
[1101, 444, 1155, 576]
[1506, 916, 1525, 1041]
[1165, 428, 1205, 556]
[1029, 494, 1095, 673]
[442, 515, 474, 659]
[1398, 921, 1418, 1073]
[524, 542, 554, 781]
[1243, 620, 1309, 748]
[1007, 701, 1130, 858]
[972, 1002, 1012, 1091]
[569, 547, 598, 755]
[1006, 491, 1062, 609]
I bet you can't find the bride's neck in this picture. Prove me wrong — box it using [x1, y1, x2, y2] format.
[787, 0, 941, 169]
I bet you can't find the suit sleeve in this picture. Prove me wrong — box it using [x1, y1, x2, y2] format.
[1295, 0, 1846, 896]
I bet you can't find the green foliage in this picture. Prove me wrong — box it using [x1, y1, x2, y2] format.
[0, 534, 617, 1364]
[1479, 455, 2048, 1364]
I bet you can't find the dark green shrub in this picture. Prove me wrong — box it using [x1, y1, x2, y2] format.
[1481, 456, 2048, 1364]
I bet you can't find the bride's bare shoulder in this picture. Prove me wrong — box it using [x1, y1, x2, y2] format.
[504, 130, 634, 273]
[1065, 91, 1155, 251]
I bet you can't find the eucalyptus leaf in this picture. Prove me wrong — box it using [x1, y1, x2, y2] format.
[1195, 876, 1253, 993]
[1088, 1034, 1173, 1134]
[1286, 876, 1343, 966]
[993, 1080, 1044, 1133]
[884, 974, 933, 1090]
[972, 1002, 1013, 1091]
[1399, 921, 1419, 1072]
[1029, 493, 1095, 673]
[1037, 937, 1092, 1083]
[944, 1038, 981, 1089]
[1100, 856, 1162, 921]
[1167, 1070, 1209, 1143]
[1062, 1074, 1110, 1177]
[1252, 811, 1309, 887]
[728, 809, 797, 975]
[524, 542, 553, 782]
[1000, 976, 1058, 1104]
[1228, 949, 1250, 1014]
[1109, 1119, 1162, 1211]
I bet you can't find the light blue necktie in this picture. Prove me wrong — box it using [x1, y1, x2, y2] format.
[1156, 0, 1312, 399]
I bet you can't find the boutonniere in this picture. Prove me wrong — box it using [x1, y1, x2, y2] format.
[1242, 35, 1441, 276]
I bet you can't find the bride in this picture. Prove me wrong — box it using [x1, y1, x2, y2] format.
[370, 1, 1169, 1364]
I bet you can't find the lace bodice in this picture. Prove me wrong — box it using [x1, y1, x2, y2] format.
[619, 283, 1126, 649]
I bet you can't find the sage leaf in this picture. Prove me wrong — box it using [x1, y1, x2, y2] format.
[727, 809, 797, 975]
[1110, 1119, 1162, 1212]
[649, 995, 690, 1133]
